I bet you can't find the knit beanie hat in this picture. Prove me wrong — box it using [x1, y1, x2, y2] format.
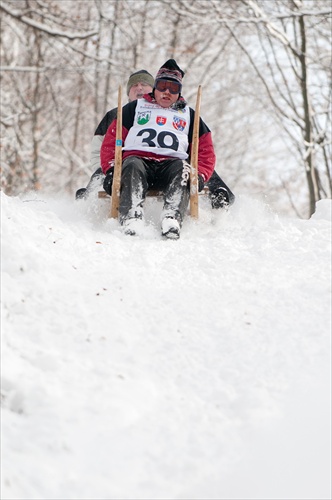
[126, 70, 154, 95]
[155, 59, 185, 86]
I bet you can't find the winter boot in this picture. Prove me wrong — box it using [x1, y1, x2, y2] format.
[161, 217, 180, 240]
[122, 216, 144, 236]
[75, 188, 88, 200]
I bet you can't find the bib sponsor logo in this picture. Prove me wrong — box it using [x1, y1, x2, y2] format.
[173, 116, 186, 131]
[156, 116, 167, 126]
[137, 111, 151, 125]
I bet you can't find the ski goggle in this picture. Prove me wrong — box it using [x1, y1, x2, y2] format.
[155, 79, 182, 95]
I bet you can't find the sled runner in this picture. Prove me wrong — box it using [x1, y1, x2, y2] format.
[100, 85, 203, 219]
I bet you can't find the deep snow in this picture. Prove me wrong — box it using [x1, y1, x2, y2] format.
[1, 191, 331, 500]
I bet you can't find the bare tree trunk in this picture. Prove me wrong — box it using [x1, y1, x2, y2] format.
[298, 14, 319, 217]
[31, 29, 42, 190]
[102, 1, 119, 111]
[94, 16, 102, 120]
[169, 12, 181, 57]
[67, 40, 88, 193]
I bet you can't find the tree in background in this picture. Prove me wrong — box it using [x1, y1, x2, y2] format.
[236, 0, 331, 216]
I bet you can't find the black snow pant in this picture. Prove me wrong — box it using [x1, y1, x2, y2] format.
[119, 157, 190, 225]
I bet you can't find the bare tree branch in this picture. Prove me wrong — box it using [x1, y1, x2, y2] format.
[0, 2, 98, 39]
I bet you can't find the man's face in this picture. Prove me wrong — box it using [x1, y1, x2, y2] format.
[154, 79, 181, 108]
[128, 82, 153, 101]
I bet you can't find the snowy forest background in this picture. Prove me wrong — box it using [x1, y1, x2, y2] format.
[0, 0, 331, 218]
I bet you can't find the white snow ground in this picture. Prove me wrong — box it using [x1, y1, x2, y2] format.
[1, 191, 331, 500]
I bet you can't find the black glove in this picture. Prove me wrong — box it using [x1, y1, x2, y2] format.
[210, 187, 230, 209]
[103, 169, 114, 195]
[198, 175, 205, 192]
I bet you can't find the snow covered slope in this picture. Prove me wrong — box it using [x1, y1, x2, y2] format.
[1, 192, 331, 500]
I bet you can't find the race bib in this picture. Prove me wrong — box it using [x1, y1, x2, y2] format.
[123, 99, 190, 159]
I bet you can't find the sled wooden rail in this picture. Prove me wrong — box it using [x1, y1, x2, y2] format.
[109, 85, 123, 218]
[189, 85, 201, 219]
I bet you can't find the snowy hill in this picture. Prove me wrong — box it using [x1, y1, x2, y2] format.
[1, 191, 331, 500]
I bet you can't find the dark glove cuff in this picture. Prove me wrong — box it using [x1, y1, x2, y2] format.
[103, 169, 114, 195]
[198, 175, 205, 192]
